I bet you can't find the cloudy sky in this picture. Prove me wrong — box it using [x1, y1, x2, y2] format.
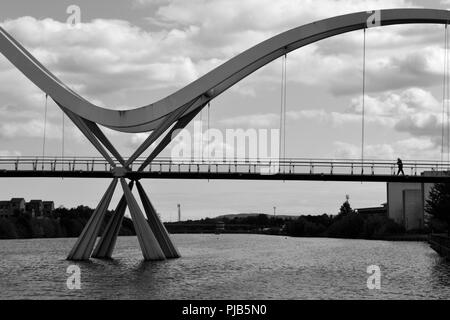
[0, 0, 449, 220]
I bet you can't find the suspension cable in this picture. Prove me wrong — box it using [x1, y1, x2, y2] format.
[42, 94, 48, 169]
[283, 54, 287, 163]
[279, 55, 285, 162]
[62, 111, 65, 176]
[442, 24, 448, 166]
[279, 54, 287, 166]
[207, 102, 211, 181]
[361, 28, 366, 173]
[447, 23, 450, 166]
[207, 101, 211, 162]
[199, 109, 203, 161]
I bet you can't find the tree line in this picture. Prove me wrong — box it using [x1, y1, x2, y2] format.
[426, 183, 450, 236]
[0, 182, 448, 240]
[0, 205, 136, 239]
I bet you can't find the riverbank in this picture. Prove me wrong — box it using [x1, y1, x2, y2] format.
[364, 234, 429, 241]
[0, 226, 428, 242]
[429, 234, 450, 259]
[169, 230, 429, 241]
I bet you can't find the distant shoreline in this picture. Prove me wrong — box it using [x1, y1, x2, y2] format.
[168, 231, 429, 241]
[0, 209, 429, 242]
[0, 232, 428, 242]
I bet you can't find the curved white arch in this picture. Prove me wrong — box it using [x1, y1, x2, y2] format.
[1, 8, 449, 133]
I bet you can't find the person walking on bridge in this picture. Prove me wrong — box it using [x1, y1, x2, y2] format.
[396, 158, 405, 176]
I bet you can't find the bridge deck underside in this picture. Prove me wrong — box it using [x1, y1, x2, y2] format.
[1, 170, 449, 183]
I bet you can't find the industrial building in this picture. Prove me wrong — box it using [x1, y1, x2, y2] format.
[353, 172, 440, 231]
[386, 171, 439, 231]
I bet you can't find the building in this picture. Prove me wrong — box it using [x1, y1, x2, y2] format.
[26, 200, 44, 218]
[386, 171, 436, 231]
[43, 201, 55, 216]
[10, 198, 25, 215]
[215, 221, 225, 233]
[355, 203, 387, 216]
[0, 198, 55, 218]
[0, 201, 12, 218]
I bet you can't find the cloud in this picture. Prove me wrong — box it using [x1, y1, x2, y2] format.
[333, 137, 440, 160]
[1, 1, 446, 160]
[0, 150, 21, 157]
[317, 43, 444, 96]
[136, 0, 435, 98]
[274, 105, 390, 127]
[340, 87, 444, 133]
[218, 109, 348, 128]
[349, 87, 440, 116]
[217, 87, 447, 149]
[129, 133, 149, 149]
[334, 141, 395, 159]
[219, 113, 280, 128]
[0, 0, 439, 115]
[273, 87, 448, 142]
[0, 17, 206, 104]
[0, 119, 61, 140]
[395, 113, 443, 137]
[153, 0, 411, 33]
[0, 16, 215, 145]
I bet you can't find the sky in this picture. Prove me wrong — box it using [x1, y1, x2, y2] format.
[0, 0, 450, 221]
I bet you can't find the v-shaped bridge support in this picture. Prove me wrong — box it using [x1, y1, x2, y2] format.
[60, 98, 206, 261]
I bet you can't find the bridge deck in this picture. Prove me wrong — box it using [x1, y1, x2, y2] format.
[1, 157, 450, 182]
[1, 170, 450, 183]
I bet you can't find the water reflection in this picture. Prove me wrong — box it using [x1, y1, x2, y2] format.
[430, 255, 450, 288]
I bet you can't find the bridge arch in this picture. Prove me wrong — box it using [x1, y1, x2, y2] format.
[0, 8, 449, 132]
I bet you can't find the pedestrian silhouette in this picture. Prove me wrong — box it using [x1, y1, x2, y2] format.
[396, 158, 405, 176]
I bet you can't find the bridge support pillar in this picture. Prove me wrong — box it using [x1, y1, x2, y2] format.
[92, 181, 133, 259]
[120, 178, 166, 261]
[67, 178, 118, 261]
[136, 181, 180, 259]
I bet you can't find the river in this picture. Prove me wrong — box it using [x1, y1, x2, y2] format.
[0, 234, 449, 299]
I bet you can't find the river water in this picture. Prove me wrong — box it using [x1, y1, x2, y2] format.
[0, 234, 449, 299]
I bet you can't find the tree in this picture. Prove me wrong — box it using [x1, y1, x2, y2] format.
[326, 213, 364, 238]
[339, 200, 354, 216]
[0, 218, 18, 239]
[425, 183, 450, 235]
[256, 214, 269, 226]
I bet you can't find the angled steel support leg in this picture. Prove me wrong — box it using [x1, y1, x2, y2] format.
[120, 178, 166, 261]
[67, 178, 118, 260]
[84, 120, 126, 166]
[92, 181, 134, 259]
[126, 98, 201, 167]
[138, 106, 204, 172]
[56, 103, 116, 168]
[136, 181, 180, 259]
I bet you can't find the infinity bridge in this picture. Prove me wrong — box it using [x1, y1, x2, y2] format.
[2, 8, 450, 261]
[1, 157, 450, 182]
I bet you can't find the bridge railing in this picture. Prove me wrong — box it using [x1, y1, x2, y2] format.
[0, 156, 114, 172]
[157, 158, 449, 176]
[1, 156, 450, 176]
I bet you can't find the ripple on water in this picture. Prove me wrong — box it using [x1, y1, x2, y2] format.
[0, 234, 449, 299]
